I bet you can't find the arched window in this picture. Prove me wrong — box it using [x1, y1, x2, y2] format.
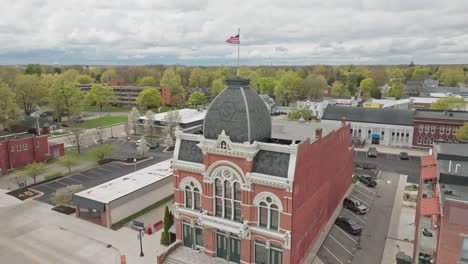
[212, 168, 242, 222]
[183, 180, 202, 210]
[255, 195, 281, 231]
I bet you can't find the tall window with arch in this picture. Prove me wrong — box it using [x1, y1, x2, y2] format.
[184, 181, 201, 210]
[214, 169, 242, 222]
[257, 196, 280, 231]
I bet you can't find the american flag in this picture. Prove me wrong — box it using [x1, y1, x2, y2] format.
[226, 34, 240, 44]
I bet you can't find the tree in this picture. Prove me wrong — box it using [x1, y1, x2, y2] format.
[164, 110, 181, 141]
[136, 76, 156, 86]
[211, 78, 225, 96]
[160, 68, 184, 95]
[13, 175, 28, 190]
[50, 184, 83, 207]
[188, 92, 205, 108]
[370, 87, 382, 99]
[25, 64, 44, 75]
[62, 69, 80, 82]
[0, 82, 22, 126]
[411, 67, 431, 80]
[143, 110, 155, 136]
[388, 82, 405, 99]
[430, 97, 467, 111]
[160, 205, 173, 245]
[274, 71, 303, 105]
[302, 74, 327, 99]
[135, 88, 163, 109]
[67, 121, 85, 153]
[331, 81, 350, 96]
[456, 123, 468, 141]
[49, 78, 84, 122]
[257, 77, 278, 96]
[189, 67, 209, 87]
[288, 106, 312, 121]
[101, 68, 118, 83]
[342, 66, 370, 95]
[85, 84, 116, 117]
[163, 133, 174, 149]
[137, 136, 149, 156]
[59, 156, 79, 175]
[24, 162, 47, 184]
[359, 78, 376, 99]
[90, 144, 117, 161]
[14, 74, 46, 115]
[436, 67, 465, 87]
[75, 74, 94, 84]
[128, 107, 140, 134]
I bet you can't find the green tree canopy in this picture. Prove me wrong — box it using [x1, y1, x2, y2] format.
[14, 74, 47, 115]
[101, 68, 118, 83]
[411, 67, 431, 80]
[90, 144, 117, 161]
[257, 77, 278, 96]
[136, 76, 157, 86]
[62, 69, 80, 82]
[211, 78, 225, 96]
[85, 84, 116, 115]
[430, 97, 467, 111]
[135, 88, 163, 109]
[75, 74, 94, 84]
[25, 64, 44, 75]
[0, 82, 22, 126]
[274, 71, 303, 105]
[160, 68, 184, 95]
[48, 77, 84, 121]
[388, 82, 405, 99]
[331, 81, 350, 96]
[359, 78, 376, 99]
[189, 67, 209, 88]
[288, 106, 312, 121]
[436, 67, 466, 87]
[188, 92, 206, 107]
[303, 74, 328, 99]
[24, 162, 47, 183]
[456, 123, 468, 142]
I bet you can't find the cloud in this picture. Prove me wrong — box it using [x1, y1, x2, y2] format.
[0, 0, 467, 64]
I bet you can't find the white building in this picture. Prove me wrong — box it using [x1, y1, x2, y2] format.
[296, 99, 329, 119]
[72, 159, 173, 228]
[139, 108, 207, 135]
[321, 105, 415, 147]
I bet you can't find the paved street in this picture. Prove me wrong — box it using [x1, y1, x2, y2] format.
[354, 151, 421, 183]
[316, 171, 400, 264]
[48, 124, 127, 148]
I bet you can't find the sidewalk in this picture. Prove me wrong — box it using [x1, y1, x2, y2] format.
[355, 144, 430, 157]
[381, 174, 415, 264]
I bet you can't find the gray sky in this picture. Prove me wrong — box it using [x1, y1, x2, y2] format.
[1, 0, 467, 65]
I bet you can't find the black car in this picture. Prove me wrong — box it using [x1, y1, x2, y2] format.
[367, 147, 378, 157]
[358, 175, 377, 187]
[147, 142, 160, 149]
[343, 197, 368, 214]
[335, 217, 362, 236]
[399, 152, 409, 160]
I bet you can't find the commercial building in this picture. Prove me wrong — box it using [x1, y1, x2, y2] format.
[0, 133, 64, 176]
[321, 105, 414, 147]
[138, 109, 207, 136]
[72, 159, 173, 228]
[412, 109, 468, 147]
[413, 143, 468, 264]
[163, 78, 353, 264]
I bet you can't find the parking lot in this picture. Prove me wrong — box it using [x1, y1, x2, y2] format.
[316, 171, 400, 264]
[32, 139, 172, 205]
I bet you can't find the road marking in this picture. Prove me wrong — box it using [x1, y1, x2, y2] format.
[356, 184, 377, 195]
[329, 235, 354, 255]
[333, 226, 358, 244]
[97, 168, 112, 173]
[0, 239, 49, 264]
[354, 188, 374, 200]
[106, 164, 121, 170]
[33, 185, 55, 192]
[63, 177, 82, 184]
[349, 196, 371, 207]
[342, 210, 368, 224]
[323, 246, 344, 264]
[87, 170, 103, 175]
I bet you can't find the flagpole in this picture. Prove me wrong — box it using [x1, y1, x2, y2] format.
[237, 28, 240, 76]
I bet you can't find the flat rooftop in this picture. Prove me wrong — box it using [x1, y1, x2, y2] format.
[139, 109, 207, 124]
[415, 109, 468, 121]
[436, 143, 468, 158]
[440, 183, 468, 203]
[271, 120, 341, 141]
[74, 159, 172, 204]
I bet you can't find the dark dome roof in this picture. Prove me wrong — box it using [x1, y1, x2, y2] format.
[203, 77, 272, 143]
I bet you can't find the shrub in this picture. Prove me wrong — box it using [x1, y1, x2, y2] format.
[44, 171, 63, 181]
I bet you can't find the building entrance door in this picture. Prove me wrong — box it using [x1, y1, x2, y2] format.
[216, 232, 227, 259]
[183, 223, 193, 248]
[229, 236, 241, 263]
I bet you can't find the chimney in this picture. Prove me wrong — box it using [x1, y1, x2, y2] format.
[315, 128, 322, 139]
[341, 117, 347, 126]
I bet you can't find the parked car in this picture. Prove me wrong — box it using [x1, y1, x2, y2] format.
[136, 139, 141, 147]
[354, 162, 377, 170]
[358, 175, 377, 187]
[399, 152, 409, 160]
[367, 147, 378, 157]
[147, 142, 159, 149]
[335, 217, 362, 236]
[343, 197, 369, 214]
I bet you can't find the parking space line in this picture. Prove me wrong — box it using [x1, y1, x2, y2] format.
[329, 235, 354, 255]
[65, 177, 82, 184]
[334, 226, 358, 244]
[323, 246, 344, 264]
[87, 170, 103, 175]
[97, 168, 112, 173]
[76, 173, 94, 179]
[349, 196, 371, 207]
[41, 185, 56, 191]
[33, 185, 56, 192]
[356, 183, 377, 195]
[342, 210, 368, 224]
[106, 164, 121, 170]
[354, 188, 374, 200]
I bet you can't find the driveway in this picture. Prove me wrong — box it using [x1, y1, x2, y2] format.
[316, 171, 401, 264]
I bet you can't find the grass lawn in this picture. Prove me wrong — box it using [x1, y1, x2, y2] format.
[65, 148, 97, 162]
[81, 116, 126, 129]
[81, 105, 131, 113]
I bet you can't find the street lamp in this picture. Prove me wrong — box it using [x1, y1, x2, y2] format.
[137, 227, 144, 257]
[134, 158, 137, 172]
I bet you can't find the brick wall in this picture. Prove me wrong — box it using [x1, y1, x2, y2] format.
[437, 200, 468, 264]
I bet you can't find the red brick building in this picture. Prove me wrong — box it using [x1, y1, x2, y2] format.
[413, 143, 468, 264]
[412, 109, 468, 147]
[0, 133, 64, 176]
[167, 78, 353, 264]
